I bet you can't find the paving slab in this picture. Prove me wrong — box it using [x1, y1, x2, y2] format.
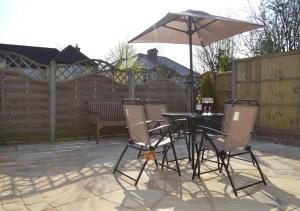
[0, 138, 299, 210]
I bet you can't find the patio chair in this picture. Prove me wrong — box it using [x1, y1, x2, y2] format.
[193, 100, 267, 196]
[198, 99, 234, 163]
[113, 99, 181, 186]
[144, 99, 186, 135]
[144, 99, 191, 160]
[144, 100, 169, 129]
[198, 99, 251, 165]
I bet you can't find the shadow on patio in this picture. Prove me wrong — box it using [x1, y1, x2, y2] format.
[0, 138, 300, 210]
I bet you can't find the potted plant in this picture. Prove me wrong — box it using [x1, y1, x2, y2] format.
[199, 73, 220, 113]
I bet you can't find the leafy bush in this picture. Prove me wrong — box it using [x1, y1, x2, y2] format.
[199, 73, 220, 112]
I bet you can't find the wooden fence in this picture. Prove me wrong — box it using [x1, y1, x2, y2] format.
[235, 51, 300, 131]
[0, 68, 186, 143]
[234, 51, 300, 145]
[3, 49, 299, 145]
[0, 70, 49, 142]
[203, 51, 300, 145]
[215, 72, 232, 111]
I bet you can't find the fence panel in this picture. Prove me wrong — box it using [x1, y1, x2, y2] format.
[0, 51, 188, 142]
[136, 79, 187, 112]
[0, 69, 49, 142]
[215, 72, 232, 111]
[56, 75, 129, 139]
[236, 51, 300, 131]
[0, 70, 187, 142]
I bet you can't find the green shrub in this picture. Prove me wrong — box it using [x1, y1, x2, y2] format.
[199, 73, 220, 112]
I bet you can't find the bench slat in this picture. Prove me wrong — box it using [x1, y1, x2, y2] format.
[88, 101, 126, 143]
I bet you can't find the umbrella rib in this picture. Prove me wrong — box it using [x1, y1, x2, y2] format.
[163, 25, 186, 33]
[192, 19, 218, 34]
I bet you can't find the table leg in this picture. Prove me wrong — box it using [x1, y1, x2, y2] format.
[191, 118, 195, 169]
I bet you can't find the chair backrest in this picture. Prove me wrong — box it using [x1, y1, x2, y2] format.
[144, 104, 170, 125]
[222, 99, 259, 134]
[123, 104, 150, 145]
[223, 104, 258, 151]
[222, 100, 235, 133]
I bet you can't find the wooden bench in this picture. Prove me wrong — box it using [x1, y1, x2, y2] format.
[88, 101, 126, 144]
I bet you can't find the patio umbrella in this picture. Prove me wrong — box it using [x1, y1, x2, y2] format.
[129, 9, 262, 112]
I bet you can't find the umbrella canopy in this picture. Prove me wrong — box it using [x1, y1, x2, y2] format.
[129, 9, 262, 112]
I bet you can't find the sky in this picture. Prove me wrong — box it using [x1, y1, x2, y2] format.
[0, 0, 260, 71]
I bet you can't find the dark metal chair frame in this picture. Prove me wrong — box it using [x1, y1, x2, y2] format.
[144, 99, 191, 161]
[113, 99, 181, 186]
[192, 99, 267, 196]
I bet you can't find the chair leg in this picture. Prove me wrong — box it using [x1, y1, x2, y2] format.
[170, 139, 181, 176]
[220, 151, 238, 196]
[113, 144, 129, 173]
[217, 154, 221, 170]
[201, 148, 206, 163]
[161, 145, 169, 169]
[192, 141, 203, 180]
[227, 151, 231, 165]
[184, 132, 191, 161]
[154, 158, 159, 168]
[219, 151, 225, 173]
[247, 147, 256, 167]
[137, 146, 143, 158]
[248, 147, 267, 185]
[195, 143, 201, 178]
[134, 160, 148, 186]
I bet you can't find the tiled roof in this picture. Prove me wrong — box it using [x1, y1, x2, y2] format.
[52, 45, 89, 64]
[134, 53, 191, 76]
[0, 43, 60, 64]
[0, 43, 89, 65]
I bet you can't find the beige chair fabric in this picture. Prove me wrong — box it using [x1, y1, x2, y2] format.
[223, 104, 258, 150]
[197, 102, 265, 196]
[115, 101, 181, 186]
[204, 104, 258, 151]
[221, 102, 235, 134]
[123, 104, 150, 146]
[144, 104, 170, 126]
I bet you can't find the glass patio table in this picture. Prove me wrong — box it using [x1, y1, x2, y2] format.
[161, 112, 224, 169]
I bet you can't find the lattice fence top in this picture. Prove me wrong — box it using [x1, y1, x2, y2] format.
[0, 50, 48, 81]
[0, 50, 197, 87]
[56, 59, 116, 82]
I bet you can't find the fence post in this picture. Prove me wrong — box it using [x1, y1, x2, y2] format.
[298, 53, 300, 132]
[128, 70, 135, 99]
[231, 60, 237, 99]
[49, 61, 56, 142]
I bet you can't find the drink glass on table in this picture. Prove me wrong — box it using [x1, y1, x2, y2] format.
[207, 97, 214, 115]
[202, 98, 207, 115]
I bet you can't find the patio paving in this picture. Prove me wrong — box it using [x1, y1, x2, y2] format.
[0, 137, 300, 210]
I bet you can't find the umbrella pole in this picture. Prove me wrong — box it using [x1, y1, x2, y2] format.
[188, 17, 194, 113]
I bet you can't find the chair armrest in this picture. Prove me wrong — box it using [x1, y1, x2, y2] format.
[147, 124, 172, 134]
[196, 125, 227, 136]
[146, 120, 164, 124]
[174, 118, 187, 122]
